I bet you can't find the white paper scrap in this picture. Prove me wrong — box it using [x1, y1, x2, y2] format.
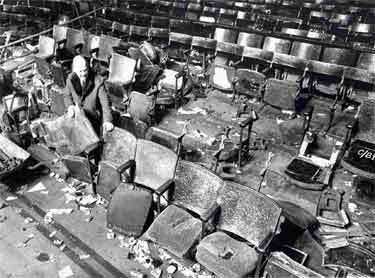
[27, 182, 47, 193]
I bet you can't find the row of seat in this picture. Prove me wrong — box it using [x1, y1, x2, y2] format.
[120, 0, 375, 25]
[75, 15, 375, 86]
[100, 127, 283, 278]
[98, 6, 375, 50]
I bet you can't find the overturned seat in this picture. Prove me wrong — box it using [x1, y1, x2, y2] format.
[196, 181, 282, 278]
[144, 160, 224, 258]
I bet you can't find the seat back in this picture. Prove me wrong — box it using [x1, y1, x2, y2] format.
[357, 52, 375, 72]
[191, 36, 217, 51]
[38, 35, 55, 58]
[129, 25, 149, 43]
[217, 181, 282, 249]
[151, 16, 169, 28]
[149, 27, 169, 46]
[213, 27, 238, 43]
[81, 32, 100, 58]
[237, 32, 263, 48]
[112, 22, 130, 39]
[98, 35, 121, 62]
[174, 160, 224, 217]
[263, 37, 291, 54]
[145, 126, 182, 154]
[281, 28, 308, 37]
[108, 53, 137, 85]
[321, 47, 356, 67]
[102, 127, 137, 169]
[52, 25, 67, 44]
[218, 8, 237, 25]
[65, 28, 85, 56]
[291, 42, 321, 61]
[134, 139, 178, 191]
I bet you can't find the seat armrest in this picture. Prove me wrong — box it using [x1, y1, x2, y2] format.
[155, 179, 174, 195]
[83, 142, 100, 156]
[229, 59, 242, 67]
[117, 159, 135, 173]
[175, 70, 186, 79]
[59, 59, 73, 65]
[200, 202, 220, 222]
[176, 133, 185, 143]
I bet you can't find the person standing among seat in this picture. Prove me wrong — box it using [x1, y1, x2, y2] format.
[64, 55, 113, 135]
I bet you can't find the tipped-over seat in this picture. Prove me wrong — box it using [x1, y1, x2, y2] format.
[144, 160, 224, 258]
[196, 181, 282, 278]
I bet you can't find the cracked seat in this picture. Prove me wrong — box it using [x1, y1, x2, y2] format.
[145, 160, 224, 258]
[196, 181, 282, 278]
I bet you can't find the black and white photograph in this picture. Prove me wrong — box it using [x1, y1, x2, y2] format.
[0, 0, 374, 277]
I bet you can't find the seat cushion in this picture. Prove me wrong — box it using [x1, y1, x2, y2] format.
[264, 78, 299, 111]
[144, 205, 202, 258]
[158, 69, 183, 91]
[196, 231, 258, 278]
[107, 183, 153, 237]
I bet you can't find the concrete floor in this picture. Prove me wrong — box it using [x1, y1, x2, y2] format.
[0, 87, 374, 277]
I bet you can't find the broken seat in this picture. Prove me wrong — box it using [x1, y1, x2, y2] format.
[144, 160, 224, 258]
[107, 139, 178, 236]
[96, 127, 137, 200]
[196, 181, 282, 278]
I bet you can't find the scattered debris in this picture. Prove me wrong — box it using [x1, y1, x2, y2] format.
[106, 229, 115, 240]
[36, 252, 50, 262]
[53, 239, 64, 247]
[79, 254, 90, 260]
[5, 196, 17, 201]
[348, 202, 358, 213]
[177, 107, 207, 116]
[78, 195, 97, 207]
[58, 265, 74, 278]
[24, 217, 34, 224]
[167, 263, 178, 274]
[0, 214, 7, 223]
[130, 270, 146, 278]
[27, 182, 47, 193]
[49, 230, 57, 238]
[17, 233, 34, 247]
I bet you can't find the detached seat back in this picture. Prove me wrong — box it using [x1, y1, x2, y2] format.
[145, 160, 224, 258]
[196, 181, 282, 278]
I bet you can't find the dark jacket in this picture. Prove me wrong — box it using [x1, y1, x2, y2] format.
[64, 72, 112, 124]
